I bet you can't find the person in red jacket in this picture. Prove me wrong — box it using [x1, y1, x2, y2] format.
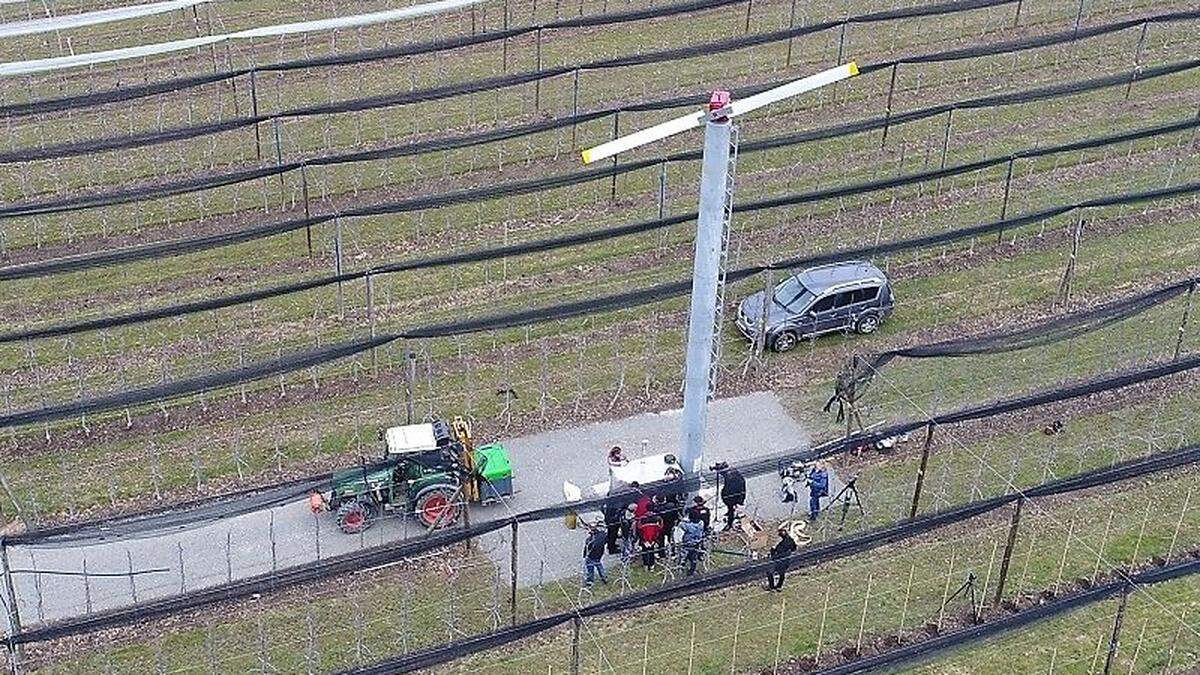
[637, 514, 663, 570]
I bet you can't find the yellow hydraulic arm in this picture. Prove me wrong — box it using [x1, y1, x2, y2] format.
[451, 416, 480, 503]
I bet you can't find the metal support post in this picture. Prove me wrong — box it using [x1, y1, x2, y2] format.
[743, 0, 752, 33]
[908, 423, 934, 519]
[1103, 584, 1131, 675]
[992, 497, 1023, 606]
[510, 521, 518, 625]
[680, 115, 733, 475]
[1012, 0, 1023, 26]
[835, 23, 846, 64]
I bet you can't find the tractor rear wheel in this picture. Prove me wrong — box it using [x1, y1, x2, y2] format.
[336, 500, 373, 534]
[415, 486, 461, 529]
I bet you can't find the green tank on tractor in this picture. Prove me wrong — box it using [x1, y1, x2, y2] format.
[309, 417, 514, 533]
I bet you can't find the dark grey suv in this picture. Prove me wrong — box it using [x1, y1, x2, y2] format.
[735, 261, 895, 352]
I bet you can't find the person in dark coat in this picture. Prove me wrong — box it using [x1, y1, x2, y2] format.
[686, 496, 712, 532]
[602, 499, 625, 555]
[766, 526, 797, 591]
[679, 510, 706, 576]
[807, 463, 829, 521]
[716, 463, 747, 532]
[583, 525, 609, 586]
[652, 493, 682, 558]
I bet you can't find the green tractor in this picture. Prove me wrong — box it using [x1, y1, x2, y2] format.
[309, 417, 513, 533]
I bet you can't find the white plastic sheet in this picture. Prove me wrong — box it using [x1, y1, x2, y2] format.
[0, 0, 211, 39]
[0, 0, 482, 76]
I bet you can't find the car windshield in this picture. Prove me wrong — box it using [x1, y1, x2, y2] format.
[773, 276, 814, 311]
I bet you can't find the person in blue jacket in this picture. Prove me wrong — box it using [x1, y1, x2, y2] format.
[807, 463, 829, 521]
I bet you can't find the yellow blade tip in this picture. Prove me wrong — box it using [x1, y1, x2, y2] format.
[847, 61, 859, 76]
[580, 148, 594, 164]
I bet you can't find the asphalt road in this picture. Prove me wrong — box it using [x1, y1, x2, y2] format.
[0, 392, 813, 636]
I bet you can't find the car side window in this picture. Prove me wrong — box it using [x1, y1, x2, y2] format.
[810, 295, 837, 313]
[849, 286, 880, 304]
[833, 291, 857, 308]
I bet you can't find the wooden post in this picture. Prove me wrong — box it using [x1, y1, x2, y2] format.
[835, 22, 846, 64]
[271, 118, 286, 206]
[249, 68, 262, 162]
[938, 108, 954, 172]
[1012, 0, 1023, 27]
[1124, 22, 1149, 100]
[992, 496, 1023, 606]
[908, 423, 934, 519]
[300, 163, 313, 258]
[1173, 282, 1195, 361]
[610, 111, 620, 201]
[996, 157, 1015, 243]
[1103, 584, 1131, 675]
[657, 161, 668, 219]
[366, 274, 377, 374]
[571, 70, 581, 149]
[1056, 215, 1085, 307]
[570, 616, 581, 675]
[334, 217, 345, 317]
[785, 0, 798, 67]
[1, 540, 23, 671]
[405, 350, 417, 424]
[510, 521, 519, 625]
[533, 28, 543, 113]
[880, 64, 898, 148]
[743, 0, 752, 33]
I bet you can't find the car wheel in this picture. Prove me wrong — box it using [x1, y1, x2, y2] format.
[771, 331, 798, 353]
[854, 315, 880, 335]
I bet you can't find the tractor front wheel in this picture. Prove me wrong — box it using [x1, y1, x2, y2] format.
[336, 500, 374, 534]
[415, 486, 461, 530]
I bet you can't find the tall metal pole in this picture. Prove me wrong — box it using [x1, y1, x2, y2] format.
[680, 100, 732, 475]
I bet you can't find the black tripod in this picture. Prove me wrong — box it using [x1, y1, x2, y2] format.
[943, 572, 980, 623]
[830, 476, 866, 530]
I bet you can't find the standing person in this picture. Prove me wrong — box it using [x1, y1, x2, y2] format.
[583, 525, 609, 586]
[602, 498, 625, 555]
[807, 463, 829, 521]
[716, 462, 747, 532]
[686, 496, 712, 532]
[637, 513, 663, 570]
[653, 493, 682, 558]
[679, 510, 706, 576]
[608, 445, 629, 467]
[766, 525, 797, 591]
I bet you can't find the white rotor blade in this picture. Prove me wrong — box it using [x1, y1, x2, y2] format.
[718, 62, 859, 120]
[581, 110, 704, 164]
[581, 62, 859, 164]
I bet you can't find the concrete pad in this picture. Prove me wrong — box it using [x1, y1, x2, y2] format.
[1, 391, 812, 635]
